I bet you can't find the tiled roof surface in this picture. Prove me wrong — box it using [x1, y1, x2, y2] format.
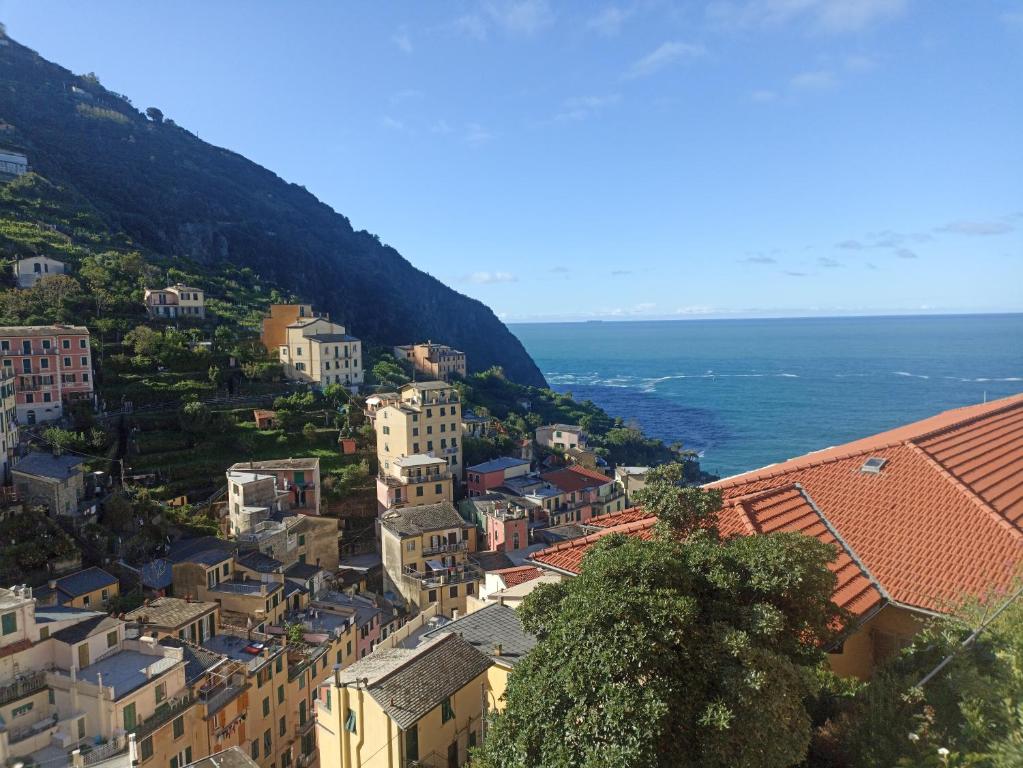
[160, 637, 225, 684]
[380, 502, 468, 537]
[492, 565, 543, 588]
[470, 551, 517, 572]
[12, 452, 84, 480]
[52, 614, 121, 645]
[589, 507, 650, 527]
[422, 603, 536, 667]
[54, 566, 118, 598]
[540, 465, 612, 494]
[125, 597, 218, 629]
[339, 634, 491, 729]
[533, 395, 1023, 617]
[236, 550, 284, 574]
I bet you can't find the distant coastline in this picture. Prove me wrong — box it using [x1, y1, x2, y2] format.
[507, 309, 1023, 326]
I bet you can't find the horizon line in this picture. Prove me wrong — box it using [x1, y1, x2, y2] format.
[504, 309, 1023, 326]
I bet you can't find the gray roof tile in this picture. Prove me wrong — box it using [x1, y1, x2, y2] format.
[422, 604, 536, 667]
[379, 502, 469, 537]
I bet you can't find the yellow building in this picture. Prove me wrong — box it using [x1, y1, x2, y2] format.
[379, 503, 480, 615]
[0, 367, 17, 481]
[124, 597, 219, 644]
[35, 566, 120, 610]
[315, 633, 492, 768]
[375, 454, 453, 511]
[278, 318, 363, 392]
[375, 381, 463, 483]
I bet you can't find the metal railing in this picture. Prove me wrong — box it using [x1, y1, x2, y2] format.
[0, 670, 47, 706]
[133, 693, 196, 739]
[421, 540, 468, 557]
[401, 563, 480, 588]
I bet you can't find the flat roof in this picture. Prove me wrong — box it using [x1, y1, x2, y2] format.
[125, 597, 218, 628]
[394, 454, 447, 468]
[467, 456, 530, 474]
[77, 649, 179, 699]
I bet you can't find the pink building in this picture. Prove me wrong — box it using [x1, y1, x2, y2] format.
[465, 456, 530, 497]
[484, 505, 528, 552]
[0, 325, 93, 424]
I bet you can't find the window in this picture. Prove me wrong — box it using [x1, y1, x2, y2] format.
[416, 486, 424, 497]
[406, 541, 416, 551]
[298, 534, 305, 546]
[141, 737, 154, 761]
[435, 484, 442, 495]
[42, 339, 51, 350]
[466, 582, 474, 595]
[80, 338, 87, 349]
[382, 425, 390, 435]
[278, 684, 285, 704]
[40, 358, 49, 369]
[123, 703, 137, 731]
[81, 356, 88, 366]
[428, 589, 437, 602]
[322, 687, 332, 711]
[156, 682, 167, 703]
[279, 716, 287, 736]
[82, 373, 89, 383]
[441, 696, 455, 722]
[173, 715, 184, 739]
[263, 697, 270, 717]
[64, 357, 71, 367]
[449, 586, 458, 598]
[276, 655, 283, 674]
[107, 630, 118, 648]
[345, 708, 357, 733]
[264, 729, 272, 754]
[406, 725, 419, 762]
[40, 626, 49, 640]
[62, 339, 70, 349]
[11, 702, 33, 717]
[1, 611, 17, 635]
[346, 641, 352, 656]
[251, 741, 259, 760]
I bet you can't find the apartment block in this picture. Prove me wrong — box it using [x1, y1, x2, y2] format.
[227, 458, 321, 521]
[144, 284, 206, 320]
[392, 341, 467, 381]
[14, 256, 65, 289]
[375, 454, 453, 511]
[1, 368, 18, 481]
[465, 456, 530, 497]
[0, 324, 94, 423]
[34, 567, 120, 610]
[375, 381, 463, 484]
[124, 597, 219, 644]
[380, 502, 480, 615]
[278, 318, 362, 391]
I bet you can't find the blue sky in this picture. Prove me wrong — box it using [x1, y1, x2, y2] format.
[2, 1, 1021, 321]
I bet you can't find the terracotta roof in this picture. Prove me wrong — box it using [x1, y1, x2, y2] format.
[532, 394, 1023, 617]
[491, 565, 543, 588]
[540, 465, 612, 494]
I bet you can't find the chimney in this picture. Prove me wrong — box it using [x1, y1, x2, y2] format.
[492, 643, 503, 657]
[333, 663, 342, 687]
[451, 609, 459, 621]
[129, 733, 139, 768]
[48, 579, 57, 590]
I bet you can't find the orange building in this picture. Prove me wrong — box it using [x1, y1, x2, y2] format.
[260, 305, 323, 353]
[532, 393, 1023, 679]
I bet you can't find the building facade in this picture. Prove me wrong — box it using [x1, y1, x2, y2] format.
[144, 285, 206, 319]
[375, 454, 453, 511]
[259, 304, 322, 354]
[278, 319, 362, 391]
[227, 459, 321, 521]
[375, 381, 463, 485]
[535, 424, 587, 451]
[0, 325, 94, 423]
[465, 457, 530, 497]
[1, 368, 17, 481]
[392, 342, 467, 381]
[14, 256, 66, 289]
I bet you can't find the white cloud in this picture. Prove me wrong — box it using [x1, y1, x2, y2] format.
[450, 14, 488, 40]
[465, 122, 493, 146]
[487, 0, 555, 35]
[633, 302, 657, 312]
[790, 69, 836, 89]
[751, 89, 778, 103]
[430, 119, 453, 135]
[895, 248, 918, 259]
[554, 93, 620, 122]
[467, 271, 517, 284]
[675, 305, 717, 315]
[709, 0, 907, 34]
[844, 54, 878, 72]
[380, 116, 408, 132]
[938, 218, 1015, 236]
[624, 41, 705, 80]
[392, 27, 413, 54]
[587, 6, 632, 36]
[817, 256, 842, 267]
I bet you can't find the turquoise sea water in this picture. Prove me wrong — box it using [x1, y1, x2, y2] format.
[511, 314, 1023, 479]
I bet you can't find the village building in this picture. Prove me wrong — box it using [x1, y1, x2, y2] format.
[259, 304, 324, 353]
[0, 148, 28, 177]
[0, 324, 94, 424]
[363, 392, 399, 422]
[11, 451, 90, 519]
[540, 464, 625, 524]
[374, 381, 463, 485]
[460, 407, 493, 438]
[531, 393, 1023, 679]
[278, 318, 362, 391]
[1, 367, 18, 481]
[14, 255, 66, 289]
[614, 465, 650, 504]
[34, 567, 120, 609]
[392, 341, 467, 381]
[535, 424, 586, 451]
[375, 454, 453, 511]
[227, 458, 321, 522]
[465, 456, 530, 497]
[315, 633, 492, 768]
[380, 502, 480, 615]
[124, 597, 219, 644]
[144, 284, 206, 319]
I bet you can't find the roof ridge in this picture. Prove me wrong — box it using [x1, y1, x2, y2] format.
[791, 483, 892, 604]
[905, 441, 1023, 541]
[909, 395, 1023, 447]
[369, 633, 460, 689]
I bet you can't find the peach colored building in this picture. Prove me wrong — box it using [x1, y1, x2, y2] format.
[259, 304, 323, 354]
[393, 341, 467, 381]
[376, 454, 453, 511]
[0, 325, 93, 423]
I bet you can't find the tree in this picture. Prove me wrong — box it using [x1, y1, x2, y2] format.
[474, 479, 843, 768]
[145, 107, 164, 123]
[302, 422, 318, 442]
[179, 401, 213, 445]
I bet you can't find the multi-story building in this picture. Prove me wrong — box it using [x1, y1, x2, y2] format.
[124, 597, 219, 644]
[0, 149, 28, 177]
[144, 284, 206, 320]
[14, 256, 66, 289]
[259, 304, 323, 353]
[315, 633, 492, 768]
[227, 459, 321, 521]
[11, 451, 88, 518]
[614, 465, 650, 504]
[0, 324, 93, 423]
[1, 368, 18, 481]
[375, 381, 463, 484]
[392, 341, 467, 381]
[380, 502, 480, 614]
[465, 456, 530, 497]
[540, 465, 625, 524]
[535, 423, 586, 451]
[472, 496, 529, 553]
[278, 318, 362, 391]
[375, 454, 453, 511]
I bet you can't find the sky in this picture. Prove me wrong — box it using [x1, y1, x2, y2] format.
[1, 1, 1021, 322]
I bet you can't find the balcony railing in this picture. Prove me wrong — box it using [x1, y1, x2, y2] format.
[402, 563, 480, 588]
[0, 670, 47, 707]
[134, 693, 196, 739]
[421, 540, 468, 557]
[378, 472, 450, 487]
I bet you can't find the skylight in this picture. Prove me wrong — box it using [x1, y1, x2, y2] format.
[860, 457, 887, 475]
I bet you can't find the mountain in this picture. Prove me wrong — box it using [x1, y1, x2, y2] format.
[0, 31, 546, 387]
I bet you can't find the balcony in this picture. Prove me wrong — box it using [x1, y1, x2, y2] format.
[378, 471, 450, 487]
[0, 670, 47, 707]
[402, 562, 480, 588]
[421, 540, 468, 557]
[133, 693, 196, 739]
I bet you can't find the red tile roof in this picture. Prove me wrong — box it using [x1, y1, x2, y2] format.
[532, 394, 1023, 617]
[589, 507, 650, 527]
[540, 465, 613, 494]
[491, 565, 544, 588]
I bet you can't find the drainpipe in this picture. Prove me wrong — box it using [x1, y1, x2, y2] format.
[354, 680, 366, 768]
[336, 667, 351, 768]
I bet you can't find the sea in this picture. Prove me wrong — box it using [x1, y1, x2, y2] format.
[511, 313, 1023, 479]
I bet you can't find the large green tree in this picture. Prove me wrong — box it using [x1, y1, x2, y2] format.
[474, 466, 843, 768]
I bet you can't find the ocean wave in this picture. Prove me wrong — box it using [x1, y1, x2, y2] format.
[894, 371, 930, 379]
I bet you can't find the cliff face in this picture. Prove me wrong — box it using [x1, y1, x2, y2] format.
[0, 34, 547, 387]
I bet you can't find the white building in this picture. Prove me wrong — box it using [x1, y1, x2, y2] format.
[0, 149, 28, 178]
[143, 284, 205, 319]
[14, 256, 66, 289]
